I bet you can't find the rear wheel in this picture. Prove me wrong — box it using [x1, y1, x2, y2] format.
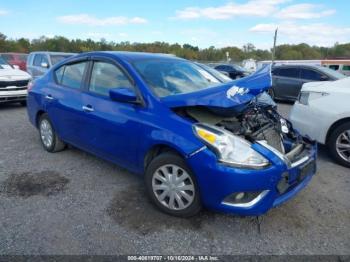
[145, 152, 202, 217]
[38, 114, 66, 153]
[328, 122, 350, 168]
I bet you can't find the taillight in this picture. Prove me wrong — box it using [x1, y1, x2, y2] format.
[27, 80, 34, 91]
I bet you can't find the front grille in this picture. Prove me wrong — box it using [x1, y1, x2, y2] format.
[0, 86, 27, 92]
[0, 80, 29, 88]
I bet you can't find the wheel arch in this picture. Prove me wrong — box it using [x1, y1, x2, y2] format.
[144, 144, 185, 171]
[35, 110, 46, 128]
[326, 117, 350, 144]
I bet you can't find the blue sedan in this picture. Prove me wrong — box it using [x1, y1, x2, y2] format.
[27, 51, 317, 217]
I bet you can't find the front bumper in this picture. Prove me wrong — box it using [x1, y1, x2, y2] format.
[187, 140, 317, 216]
[0, 89, 27, 103]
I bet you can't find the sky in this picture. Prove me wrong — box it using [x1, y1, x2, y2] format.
[0, 0, 349, 50]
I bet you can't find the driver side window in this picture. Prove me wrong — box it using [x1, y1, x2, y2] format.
[89, 61, 133, 96]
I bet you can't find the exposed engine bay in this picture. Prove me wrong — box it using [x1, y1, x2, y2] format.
[175, 102, 311, 161]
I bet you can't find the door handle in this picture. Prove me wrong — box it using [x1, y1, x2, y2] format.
[82, 105, 94, 112]
[45, 94, 54, 100]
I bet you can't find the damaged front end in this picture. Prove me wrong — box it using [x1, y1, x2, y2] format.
[166, 64, 315, 171]
[176, 102, 315, 173]
[161, 65, 317, 214]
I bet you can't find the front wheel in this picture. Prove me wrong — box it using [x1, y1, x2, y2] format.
[328, 122, 350, 168]
[145, 152, 202, 217]
[38, 114, 66, 153]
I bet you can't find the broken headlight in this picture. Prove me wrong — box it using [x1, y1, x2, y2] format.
[193, 124, 269, 169]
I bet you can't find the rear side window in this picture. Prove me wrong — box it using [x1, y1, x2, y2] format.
[33, 55, 43, 66]
[89, 61, 132, 96]
[343, 65, 350, 71]
[300, 69, 323, 80]
[278, 68, 300, 78]
[55, 61, 87, 89]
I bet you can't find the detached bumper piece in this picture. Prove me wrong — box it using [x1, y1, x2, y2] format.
[277, 159, 316, 194]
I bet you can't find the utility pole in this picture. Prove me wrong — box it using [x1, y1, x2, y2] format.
[272, 28, 278, 64]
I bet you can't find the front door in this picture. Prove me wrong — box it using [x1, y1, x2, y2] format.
[79, 59, 143, 168]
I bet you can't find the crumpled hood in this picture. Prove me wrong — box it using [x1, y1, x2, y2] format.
[161, 64, 271, 110]
[0, 68, 31, 79]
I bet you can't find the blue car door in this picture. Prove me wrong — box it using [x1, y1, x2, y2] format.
[44, 58, 89, 146]
[79, 58, 143, 169]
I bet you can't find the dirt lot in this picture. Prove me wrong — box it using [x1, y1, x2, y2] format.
[0, 103, 349, 255]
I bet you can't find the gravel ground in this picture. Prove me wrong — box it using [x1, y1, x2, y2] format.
[0, 103, 349, 255]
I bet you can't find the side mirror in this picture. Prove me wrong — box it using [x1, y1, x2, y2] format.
[12, 65, 20, 70]
[41, 62, 49, 68]
[109, 88, 138, 103]
[320, 75, 329, 81]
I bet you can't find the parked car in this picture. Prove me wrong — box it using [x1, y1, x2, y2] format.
[0, 56, 31, 105]
[289, 77, 350, 167]
[270, 64, 346, 101]
[26, 52, 75, 79]
[322, 60, 350, 76]
[27, 52, 316, 217]
[0, 53, 28, 71]
[213, 64, 249, 79]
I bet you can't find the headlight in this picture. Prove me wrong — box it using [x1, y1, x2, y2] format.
[299, 91, 329, 105]
[193, 124, 269, 169]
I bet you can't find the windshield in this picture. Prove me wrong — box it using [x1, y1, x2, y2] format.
[50, 54, 73, 65]
[320, 66, 346, 79]
[133, 59, 222, 97]
[0, 56, 12, 69]
[196, 63, 232, 83]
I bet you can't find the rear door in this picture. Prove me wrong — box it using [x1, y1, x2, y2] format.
[79, 57, 143, 167]
[300, 68, 327, 85]
[273, 67, 301, 100]
[32, 54, 46, 78]
[44, 58, 89, 146]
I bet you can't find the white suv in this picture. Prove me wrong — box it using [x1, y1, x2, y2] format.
[0, 56, 31, 105]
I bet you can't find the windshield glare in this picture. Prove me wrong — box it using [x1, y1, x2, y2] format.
[134, 60, 222, 97]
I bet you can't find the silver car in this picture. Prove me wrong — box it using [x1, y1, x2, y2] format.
[26, 52, 75, 79]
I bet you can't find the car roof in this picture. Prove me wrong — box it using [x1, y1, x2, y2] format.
[73, 51, 182, 62]
[28, 51, 76, 55]
[274, 64, 322, 69]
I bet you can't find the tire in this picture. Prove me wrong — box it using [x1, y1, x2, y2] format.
[38, 113, 66, 153]
[145, 152, 202, 217]
[327, 122, 350, 168]
[268, 88, 275, 101]
[20, 101, 27, 106]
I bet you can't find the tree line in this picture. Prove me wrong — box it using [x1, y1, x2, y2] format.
[1, 32, 349, 62]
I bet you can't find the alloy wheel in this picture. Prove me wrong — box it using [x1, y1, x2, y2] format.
[40, 119, 53, 148]
[336, 130, 350, 163]
[152, 164, 195, 211]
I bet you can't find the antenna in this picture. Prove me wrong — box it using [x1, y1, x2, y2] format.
[272, 28, 278, 65]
